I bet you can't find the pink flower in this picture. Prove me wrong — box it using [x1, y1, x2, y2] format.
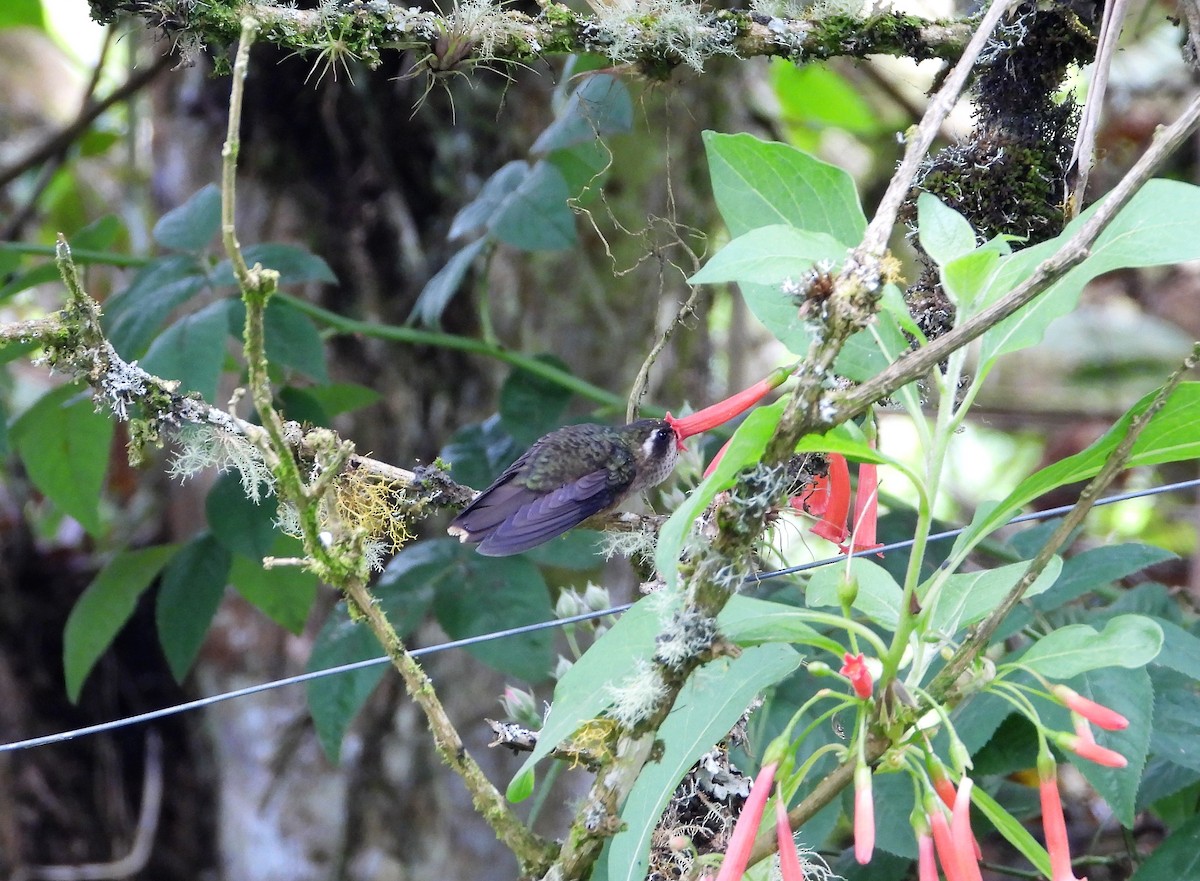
[929, 803, 966, 881]
[810, 454, 850, 545]
[840, 653, 873, 700]
[1039, 755, 1088, 881]
[1055, 731, 1127, 768]
[714, 762, 778, 881]
[1052, 686, 1129, 731]
[917, 828, 938, 881]
[951, 778, 983, 881]
[928, 760, 981, 860]
[775, 787, 805, 881]
[667, 364, 796, 448]
[840, 461, 884, 556]
[854, 764, 875, 864]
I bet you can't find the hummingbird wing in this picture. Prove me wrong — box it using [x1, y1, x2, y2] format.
[450, 469, 616, 556]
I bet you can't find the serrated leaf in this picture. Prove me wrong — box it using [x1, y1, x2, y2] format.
[153, 184, 221, 252]
[489, 161, 576, 251]
[11, 383, 114, 536]
[1056, 666, 1152, 826]
[532, 74, 632, 154]
[211, 243, 337, 286]
[103, 254, 208, 356]
[155, 533, 231, 682]
[1153, 619, 1200, 680]
[64, 544, 180, 702]
[307, 572, 435, 762]
[1127, 814, 1200, 881]
[409, 238, 487, 327]
[917, 193, 977, 267]
[605, 644, 802, 881]
[206, 470, 279, 560]
[689, 226, 846, 285]
[230, 542, 317, 634]
[141, 299, 232, 403]
[498, 354, 573, 446]
[655, 398, 786, 589]
[1021, 614, 1164, 678]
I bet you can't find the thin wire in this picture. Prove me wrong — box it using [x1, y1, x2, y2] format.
[3, 476, 1197, 754]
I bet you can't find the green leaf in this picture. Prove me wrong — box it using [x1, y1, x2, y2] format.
[230, 542, 318, 634]
[942, 247, 1000, 310]
[278, 382, 382, 426]
[432, 548, 553, 681]
[689, 226, 846, 285]
[11, 383, 114, 536]
[0, 261, 61, 303]
[489, 161, 576, 251]
[71, 214, 124, 252]
[0, 0, 46, 29]
[153, 183, 221, 252]
[211, 243, 337, 286]
[917, 193, 977, 267]
[655, 398, 786, 589]
[1153, 619, 1200, 680]
[953, 383, 1200, 557]
[532, 74, 633, 153]
[1127, 814, 1200, 881]
[141, 299, 231, 402]
[970, 785, 1051, 877]
[1020, 614, 1164, 678]
[442, 414, 523, 488]
[155, 533, 231, 682]
[770, 61, 883, 135]
[979, 179, 1200, 363]
[806, 558, 903, 630]
[703, 131, 867, 244]
[606, 644, 802, 881]
[1058, 666, 1152, 826]
[924, 556, 1062, 636]
[510, 597, 662, 789]
[498, 355, 573, 446]
[1034, 543, 1177, 613]
[64, 544, 180, 702]
[1149, 674, 1200, 775]
[409, 238, 487, 327]
[449, 161, 529, 240]
[307, 571, 435, 761]
[206, 470, 279, 560]
[102, 254, 207, 357]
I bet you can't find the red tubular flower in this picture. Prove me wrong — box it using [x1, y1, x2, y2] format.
[854, 764, 875, 865]
[840, 461, 884, 556]
[1058, 732, 1127, 768]
[951, 777, 983, 881]
[928, 759, 982, 860]
[1039, 754, 1088, 881]
[793, 471, 831, 516]
[666, 364, 797, 448]
[916, 826, 939, 881]
[715, 762, 778, 881]
[810, 454, 850, 545]
[840, 653, 873, 700]
[775, 787, 805, 881]
[929, 803, 966, 881]
[1052, 685, 1129, 731]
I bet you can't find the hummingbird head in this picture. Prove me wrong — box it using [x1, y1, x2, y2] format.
[624, 418, 681, 491]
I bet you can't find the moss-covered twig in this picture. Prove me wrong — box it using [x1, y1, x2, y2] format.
[93, 0, 969, 79]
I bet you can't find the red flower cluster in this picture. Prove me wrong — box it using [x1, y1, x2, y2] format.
[794, 453, 883, 555]
[840, 653, 874, 700]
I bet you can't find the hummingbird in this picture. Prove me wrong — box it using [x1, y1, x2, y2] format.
[447, 419, 681, 556]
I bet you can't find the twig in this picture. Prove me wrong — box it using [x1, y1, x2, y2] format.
[0, 52, 172, 191]
[218, 18, 554, 874]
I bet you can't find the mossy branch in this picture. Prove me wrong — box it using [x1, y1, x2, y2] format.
[93, 0, 968, 78]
